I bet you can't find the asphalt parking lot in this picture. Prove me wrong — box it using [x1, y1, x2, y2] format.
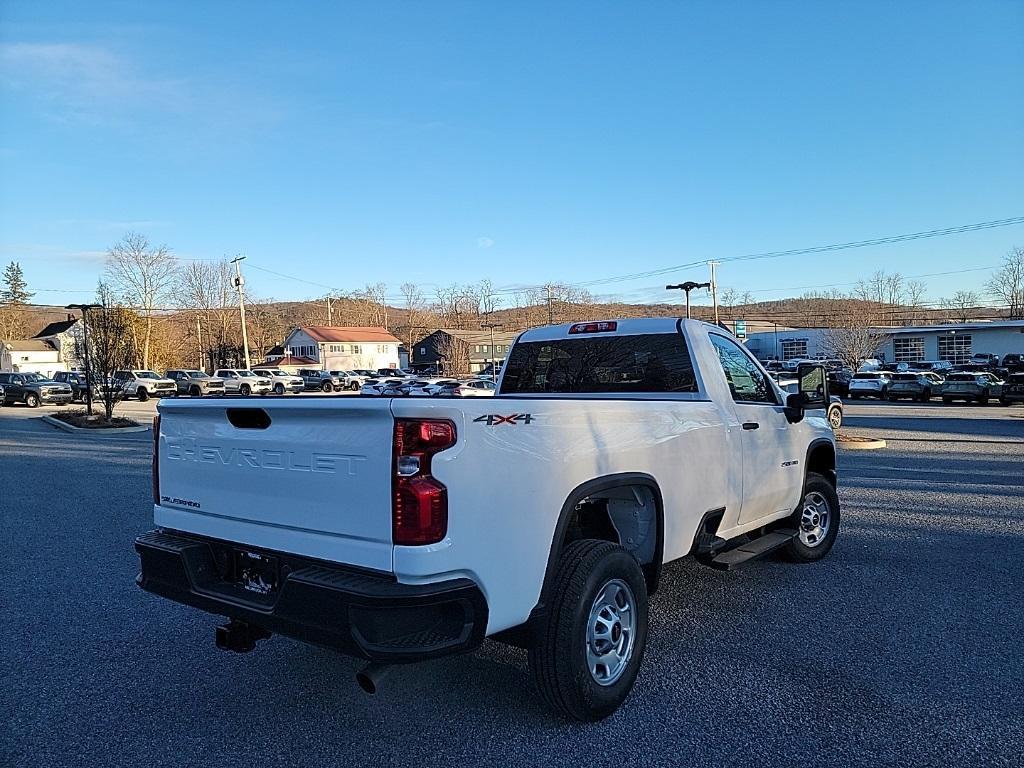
[2, 399, 1022, 767]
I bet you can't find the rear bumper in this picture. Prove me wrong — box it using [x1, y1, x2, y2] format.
[135, 530, 488, 663]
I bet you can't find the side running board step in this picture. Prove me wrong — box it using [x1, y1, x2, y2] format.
[705, 529, 798, 571]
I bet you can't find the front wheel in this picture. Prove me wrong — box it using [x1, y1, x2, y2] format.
[321, 381, 333, 393]
[274, 383, 285, 395]
[977, 394, 989, 406]
[782, 472, 840, 563]
[25, 392, 40, 408]
[137, 388, 149, 402]
[528, 540, 648, 722]
[827, 405, 842, 430]
[189, 386, 202, 397]
[240, 384, 251, 396]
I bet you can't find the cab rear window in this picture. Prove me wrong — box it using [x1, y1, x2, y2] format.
[501, 333, 697, 394]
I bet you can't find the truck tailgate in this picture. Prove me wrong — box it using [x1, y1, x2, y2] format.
[154, 397, 395, 572]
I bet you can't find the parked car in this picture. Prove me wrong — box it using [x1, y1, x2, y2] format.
[298, 369, 342, 393]
[847, 372, 893, 400]
[0, 371, 73, 407]
[165, 370, 226, 397]
[252, 368, 305, 395]
[1000, 372, 1024, 405]
[52, 370, 102, 402]
[772, 374, 842, 430]
[115, 370, 177, 401]
[213, 369, 273, 396]
[970, 353, 1000, 367]
[887, 372, 945, 402]
[907, 360, 954, 374]
[1000, 354, 1024, 373]
[941, 372, 1004, 404]
[359, 378, 405, 396]
[826, 367, 853, 396]
[328, 370, 364, 391]
[433, 379, 497, 397]
[137, 317, 838, 721]
[408, 379, 461, 397]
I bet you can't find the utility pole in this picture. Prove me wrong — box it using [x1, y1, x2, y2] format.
[708, 261, 720, 325]
[666, 281, 711, 320]
[66, 303, 100, 416]
[481, 321, 502, 382]
[230, 256, 252, 370]
[546, 284, 554, 325]
[326, 295, 333, 325]
[196, 315, 204, 372]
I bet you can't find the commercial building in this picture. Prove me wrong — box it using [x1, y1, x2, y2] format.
[412, 329, 522, 374]
[745, 320, 1024, 364]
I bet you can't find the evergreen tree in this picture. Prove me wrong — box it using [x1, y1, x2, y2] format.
[1, 262, 34, 305]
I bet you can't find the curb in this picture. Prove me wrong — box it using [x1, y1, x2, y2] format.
[41, 415, 150, 436]
[837, 435, 887, 450]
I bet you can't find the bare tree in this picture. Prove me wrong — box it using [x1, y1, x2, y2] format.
[104, 233, 178, 368]
[987, 247, 1024, 319]
[436, 333, 471, 376]
[83, 282, 139, 420]
[941, 290, 980, 323]
[824, 323, 889, 369]
[399, 282, 428, 353]
[904, 280, 927, 324]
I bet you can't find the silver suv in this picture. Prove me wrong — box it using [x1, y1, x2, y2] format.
[165, 370, 226, 397]
[213, 369, 272, 396]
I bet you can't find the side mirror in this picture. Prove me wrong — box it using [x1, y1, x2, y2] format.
[784, 364, 829, 423]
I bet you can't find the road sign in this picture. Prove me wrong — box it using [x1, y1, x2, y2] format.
[734, 320, 747, 339]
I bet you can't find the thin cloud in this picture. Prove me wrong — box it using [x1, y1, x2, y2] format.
[477, 237, 495, 249]
[0, 42, 188, 123]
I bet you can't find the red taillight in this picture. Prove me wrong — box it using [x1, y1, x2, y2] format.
[392, 418, 456, 545]
[152, 414, 160, 505]
[568, 321, 617, 334]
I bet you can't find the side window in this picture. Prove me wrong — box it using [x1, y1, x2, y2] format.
[709, 334, 777, 405]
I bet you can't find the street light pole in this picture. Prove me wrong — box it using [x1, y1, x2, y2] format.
[481, 321, 503, 382]
[230, 256, 252, 370]
[66, 303, 101, 416]
[666, 281, 711, 320]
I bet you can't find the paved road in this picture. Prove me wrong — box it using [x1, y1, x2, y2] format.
[2, 402, 1022, 767]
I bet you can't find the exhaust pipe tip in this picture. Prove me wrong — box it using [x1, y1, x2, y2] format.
[356, 662, 390, 694]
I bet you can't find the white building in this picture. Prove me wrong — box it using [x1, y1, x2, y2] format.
[746, 320, 1024, 364]
[0, 339, 66, 375]
[270, 326, 402, 371]
[32, 316, 84, 368]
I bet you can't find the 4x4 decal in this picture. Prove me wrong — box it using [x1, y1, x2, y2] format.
[473, 413, 534, 426]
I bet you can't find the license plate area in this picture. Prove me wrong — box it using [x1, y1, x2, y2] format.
[231, 550, 280, 596]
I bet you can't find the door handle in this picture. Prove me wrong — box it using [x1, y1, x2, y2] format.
[742, 422, 760, 430]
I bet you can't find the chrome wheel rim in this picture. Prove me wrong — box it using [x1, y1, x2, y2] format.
[799, 491, 831, 547]
[828, 408, 841, 429]
[586, 578, 636, 686]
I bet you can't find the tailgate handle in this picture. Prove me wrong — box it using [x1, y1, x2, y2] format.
[226, 408, 272, 430]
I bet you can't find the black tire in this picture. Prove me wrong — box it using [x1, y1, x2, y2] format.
[350, 382, 360, 391]
[274, 383, 285, 395]
[190, 385, 202, 397]
[1000, 397, 1010, 406]
[977, 395, 989, 406]
[240, 384, 251, 397]
[137, 388, 150, 402]
[942, 397, 953, 404]
[321, 381, 333, 393]
[528, 540, 648, 722]
[782, 472, 840, 563]
[25, 392, 40, 408]
[880, 388, 890, 400]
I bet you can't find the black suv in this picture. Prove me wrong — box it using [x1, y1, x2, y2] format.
[0, 372, 73, 407]
[52, 371, 99, 402]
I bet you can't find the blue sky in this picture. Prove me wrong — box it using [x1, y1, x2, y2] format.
[2, 0, 1022, 309]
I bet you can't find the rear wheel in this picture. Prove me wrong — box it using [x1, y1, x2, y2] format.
[528, 540, 648, 722]
[782, 473, 840, 563]
[137, 388, 149, 402]
[274, 383, 285, 395]
[321, 381, 333, 393]
[827, 404, 842, 430]
[25, 392, 40, 408]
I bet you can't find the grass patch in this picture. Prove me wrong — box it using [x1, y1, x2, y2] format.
[50, 409, 140, 429]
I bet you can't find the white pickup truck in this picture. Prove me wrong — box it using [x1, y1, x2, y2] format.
[136, 318, 838, 721]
